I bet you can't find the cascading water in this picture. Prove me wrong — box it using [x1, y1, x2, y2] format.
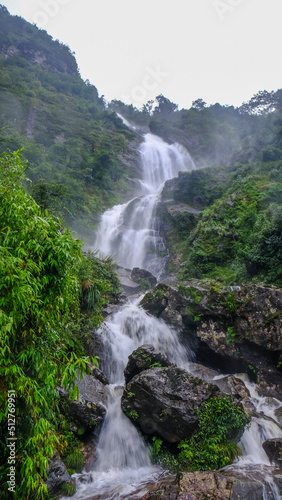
[93, 132, 195, 278]
[68, 301, 193, 500]
[65, 128, 282, 500]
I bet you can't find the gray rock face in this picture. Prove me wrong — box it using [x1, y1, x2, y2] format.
[46, 454, 71, 495]
[140, 470, 270, 500]
[263, 439, 282, 465]
[124, 344, 172, 384]
[131, 268, 157, 289]
[141, 282, 282, 399]
[59, 373, 108, 433]
[121, 366, 220, 443]
[117, 266, 141, 295]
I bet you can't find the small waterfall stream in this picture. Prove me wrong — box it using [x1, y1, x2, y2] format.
[66, 126, 282, 499]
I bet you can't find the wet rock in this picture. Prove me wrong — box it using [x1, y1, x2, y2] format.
[80, 434, 99, 472]
[59, 374, 108, 434]
[139, 475, 178, 500]
[89, 366, 109, 385]
[124, 344, 172, 384]
[263, 439, 282, 465]
[131, 268, 157, 289]
[178, 471, 266, 500]
[140, 283, 170, 317]
[46, 454, 71, 495]
[274, 469, 282, 494]
[122, 366, 220, 443]
[178, 471, 233, 500]
[211, 375, 250, 401]
[189, 364, 250, 402]
[275, 406, 282, 425]
[117, 266, 141, 295]
[73, 472, 94, 486]
[141, 469, 279, 500]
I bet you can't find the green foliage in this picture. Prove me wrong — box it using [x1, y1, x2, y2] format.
[0, 8, 137, 244]
[61, 482, 76, 497]
[149, 362, 163, 369]
[0, 152, 111, 499]
[150, 436, 163, 460]
[177, 397, 250, 471]
[63, 448, 84, 474]
[226, 326, 236, 344]
[78, 250, 121, 326]
[137, 279, 152, 292]
[125, 409, 139, 421]
[220, 293, 240, 316]
[150, 437, 179, 471]
[173, 162, 282, 287]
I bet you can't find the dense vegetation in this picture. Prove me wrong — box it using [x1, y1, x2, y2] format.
[151, 396, 250, 472]
[0, 5, 138, 243]
[0, 5, 282, 497]
[0, 151, 120, 499]
[160, 132, 282, 286]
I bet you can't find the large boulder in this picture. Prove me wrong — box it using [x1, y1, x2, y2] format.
[141, 282, 282, 399]
[121, 365, 220, 443]
[178, 471, 265, 500]
[117, 266, 141, 295]
[59, 373, 108, 434]
[140, 470, 270, 500]
[124, 344, 172, 384]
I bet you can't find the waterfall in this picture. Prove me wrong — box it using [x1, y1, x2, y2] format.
[93, 132, 195, 278]
[64, 129, 282, 500]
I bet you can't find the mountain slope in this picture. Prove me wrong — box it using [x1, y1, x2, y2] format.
[0, 5, 140, 243]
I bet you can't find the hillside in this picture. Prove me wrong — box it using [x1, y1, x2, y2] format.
[0, 5, 140, 243]
[111, 94, 282, 287]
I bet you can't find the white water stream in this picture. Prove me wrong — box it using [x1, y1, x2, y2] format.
[68, 302, 193, 499]
[66, 127, 282, 499]
[93, 132, 195, 278]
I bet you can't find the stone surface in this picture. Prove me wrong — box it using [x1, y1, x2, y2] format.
[275, 406, 282, 425]
[131, 268, 157, 289]
[89, 366, 109, 385]
[141, 282, 282, 399]
[122, 365, 220, 442]
[46, 454, 71, 495]
[124, 344, 173, 384]
[178, 472, 233, 500]
[117, 266, 141, 295]
[59, 373, 108, 433]
[263, 439, 282, 465]
[140, 469, 281, 500]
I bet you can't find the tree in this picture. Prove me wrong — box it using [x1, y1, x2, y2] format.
[154, 94, 178, 115]
[239, 90, 277, 115]
[191, 98, 207, 111]
[0, 151, 97, 498]
[142, 99, 155, 115]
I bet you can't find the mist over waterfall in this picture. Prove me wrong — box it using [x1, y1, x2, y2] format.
[93, 133, 195, 277]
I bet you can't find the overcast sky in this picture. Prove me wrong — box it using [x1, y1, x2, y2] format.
[3, 0, 282, 109]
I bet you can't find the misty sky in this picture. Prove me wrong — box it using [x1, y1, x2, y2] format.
[3, 0, 282, 109]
